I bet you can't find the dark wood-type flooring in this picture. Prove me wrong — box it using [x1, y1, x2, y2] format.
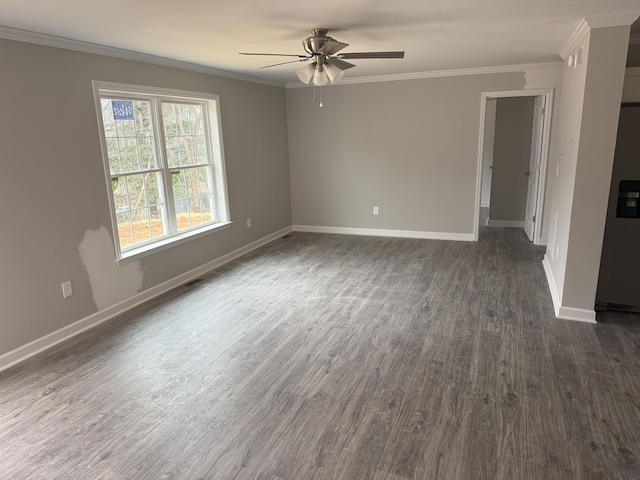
[1, 226, 639, 479]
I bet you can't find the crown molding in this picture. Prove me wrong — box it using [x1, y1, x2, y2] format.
[0, 25, 285, 88]
[560, 13, 640, 60]
[560, 19, 590, 60]
[285, 62, 563, 88]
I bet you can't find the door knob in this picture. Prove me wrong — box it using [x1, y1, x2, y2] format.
[525, 171, 531, 176]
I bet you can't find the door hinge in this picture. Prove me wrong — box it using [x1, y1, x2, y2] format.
[533, 215, 536, 222]
[541, 107, 546, 116]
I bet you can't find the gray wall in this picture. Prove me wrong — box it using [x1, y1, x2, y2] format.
[286, 68, 562, 236]
[489, 96, 535, 222]
[544, 25, 630, 315]
[0, 38, 291, 356]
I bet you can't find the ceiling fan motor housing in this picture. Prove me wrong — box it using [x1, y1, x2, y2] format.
[303, 28, 332, 55]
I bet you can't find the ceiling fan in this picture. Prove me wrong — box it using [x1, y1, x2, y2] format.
[240, 28, 404, 86]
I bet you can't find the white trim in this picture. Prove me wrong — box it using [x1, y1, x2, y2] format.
[0, 24, 565, 90]
[0, 226, 293, 373]
[92, 81, 232, 262]
[474, 88, 554, 245]
[543, 254, 562, 316]
[292, 225, 474, 241]
[0, 25, 284, 88]
[560, 19, 590, 60]
[487, 220, 524, 228]
[560, 14, 640, 60]
[93, 81, 225, 101]
[557, 306, 597, 323]
[117, 222, 233, 264]
[542, 255, 597, 324]
[286, 63, 563, 88]
[475, 97, 488, 241]
[534, 91, 554, 246]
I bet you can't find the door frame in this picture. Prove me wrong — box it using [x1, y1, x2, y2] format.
[474, 88, 554, 245]
[524, 95, 545, 241]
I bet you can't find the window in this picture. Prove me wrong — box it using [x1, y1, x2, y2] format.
[93, 83, 230, 260]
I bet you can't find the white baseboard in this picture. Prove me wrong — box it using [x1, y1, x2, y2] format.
[542, 254, 561, 315]
[0, 226, 293, 373]
[292, 225, 475, 242]
[487, 219, 524, 228]
[557, 306, 597, 323]
[542, 255, 597, 324]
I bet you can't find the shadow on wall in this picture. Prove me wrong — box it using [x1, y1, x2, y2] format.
[78, 226, 143, 311]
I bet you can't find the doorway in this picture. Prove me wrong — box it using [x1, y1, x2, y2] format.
[474, 89, 554, 245]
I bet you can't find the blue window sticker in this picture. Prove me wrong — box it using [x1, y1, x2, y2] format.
[112, 101, 134, 120]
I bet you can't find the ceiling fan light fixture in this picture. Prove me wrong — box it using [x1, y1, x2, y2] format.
[325, 64, 344, 84]
[296, 62, 316, 84]
[241, 29, 405, 90]
[313, 64, 328, 86]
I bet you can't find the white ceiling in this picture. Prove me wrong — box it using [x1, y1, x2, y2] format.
[0, 0, 639, 85]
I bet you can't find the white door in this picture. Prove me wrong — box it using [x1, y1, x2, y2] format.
[524, 96, 545, 241]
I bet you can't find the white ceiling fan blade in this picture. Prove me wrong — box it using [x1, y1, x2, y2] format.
[240, 52, 311, 58]
[260, 58, 310, 69]
[338, 51, 405, 59]
[326, 57, 356, 70]
[318, 39, 349, 56]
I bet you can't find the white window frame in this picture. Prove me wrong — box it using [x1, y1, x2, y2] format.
[92, 81, 231, 262]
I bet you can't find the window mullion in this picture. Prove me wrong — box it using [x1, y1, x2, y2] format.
[153, 98, 177, 235]
[110, 167, 164, 178]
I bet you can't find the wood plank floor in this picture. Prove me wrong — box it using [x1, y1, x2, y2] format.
[1, 227, 639, 479]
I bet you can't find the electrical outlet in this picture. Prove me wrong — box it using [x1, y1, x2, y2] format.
[373, 206, 379, 215]
[246, 218, 252, 228]
[61, 281, 73, 299]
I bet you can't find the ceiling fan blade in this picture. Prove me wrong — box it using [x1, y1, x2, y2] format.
[337, 51, 405, 59]
[326, 57, 356, 70]
[318, 39, 349, 56]
[239, 52, 311, 58]
[260, 58, 311, 69]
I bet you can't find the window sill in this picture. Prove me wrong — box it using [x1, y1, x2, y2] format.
[116, 221, 233, 264]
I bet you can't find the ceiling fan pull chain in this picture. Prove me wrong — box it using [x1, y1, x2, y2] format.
[312, 85, 323, 108]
